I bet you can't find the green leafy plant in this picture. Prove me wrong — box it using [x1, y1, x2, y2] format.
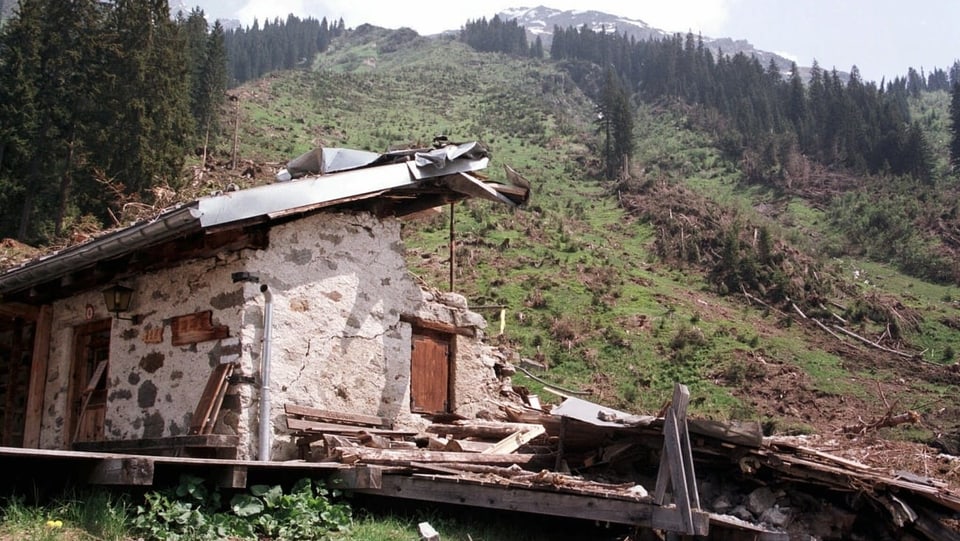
[134, 475, 350, 540]
[231, 478, 351, 540]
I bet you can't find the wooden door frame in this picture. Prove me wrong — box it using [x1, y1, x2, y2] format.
[64, 318, 112, 447]
[23, 305, 52, 448]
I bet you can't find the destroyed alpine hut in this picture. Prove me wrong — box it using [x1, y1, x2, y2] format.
[1, 142, 959, 539]
[0, 141, 528, 461]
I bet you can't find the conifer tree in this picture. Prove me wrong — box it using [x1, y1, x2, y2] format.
[199, 21, 228, 150]
[530, 35, 543, 59]
[98, 0, 192, 195]
[596, 68, 633, 179]
[0, 0, 222, 241]
[950, 82, 960, 171]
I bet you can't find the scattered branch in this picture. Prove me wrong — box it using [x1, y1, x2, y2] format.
[841, 410, 921, 435]
[831, 324, 920, 360]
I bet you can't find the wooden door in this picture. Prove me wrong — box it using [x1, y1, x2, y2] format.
[410, 330, 451, 414]
[68, 320, 111, 444]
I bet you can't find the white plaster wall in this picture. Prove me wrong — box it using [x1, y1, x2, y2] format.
[38, 252, 248, 449]
[102, 251, 247, 443]
[36, 209, 502, 459]
[243, 211, 425, 459]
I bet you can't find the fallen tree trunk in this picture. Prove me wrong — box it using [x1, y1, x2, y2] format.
[841, 411, 921, 435]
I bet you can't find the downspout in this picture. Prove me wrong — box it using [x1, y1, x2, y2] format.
[259, 283, 273, 461]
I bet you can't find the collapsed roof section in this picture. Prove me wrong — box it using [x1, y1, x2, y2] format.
[0, 141, 529, 305]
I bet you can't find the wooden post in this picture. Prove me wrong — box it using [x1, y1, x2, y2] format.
[230, 95, 240, 170]
[23, 305, 52, 448]
[448, 203, 456, 292]
[653, 383, 700, 536]
[555, 415, 567, 471]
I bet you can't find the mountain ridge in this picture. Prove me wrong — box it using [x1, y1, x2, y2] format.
[494, 5, 800, 74]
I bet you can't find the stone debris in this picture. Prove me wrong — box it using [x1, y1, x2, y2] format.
[284, 388, 960, 539]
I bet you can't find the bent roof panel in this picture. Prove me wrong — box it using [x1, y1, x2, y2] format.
[0, 143, 513, 298]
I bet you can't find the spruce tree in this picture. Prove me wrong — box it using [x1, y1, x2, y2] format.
[596, 68, 633, 179]
[198, 21, 227, 152]
[950, 82, 960, 171]
[0, 0, 104, 239]
[99, 0, 192, 195]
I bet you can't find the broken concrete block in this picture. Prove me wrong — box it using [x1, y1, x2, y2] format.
[712, 494, 734, 514]
[760, 505, 791, 528]
[731, 505, 754, 521]
[747, 486, 776, 515]
[418, 521, 439, 541]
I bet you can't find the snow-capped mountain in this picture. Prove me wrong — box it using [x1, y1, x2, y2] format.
[169, 1, 241, 31]
[498, 6, 796, 73]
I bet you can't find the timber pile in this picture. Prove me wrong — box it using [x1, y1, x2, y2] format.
[286, 394, 960, 540]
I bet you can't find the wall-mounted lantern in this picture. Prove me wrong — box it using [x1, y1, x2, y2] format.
[102, 284, 141, 323]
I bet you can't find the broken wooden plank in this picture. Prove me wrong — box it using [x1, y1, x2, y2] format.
[481, 425, 546, 454]
[653, 384, 701, 536]
[346, 474, 710, 533]
[202, 365, 233, 435]
[73, 360, 109, 442]
[286, 418, 415, 436]
[426, 421, 546, 440]
[660, 409, 693, 533]
[72, 434, 239, 453]
[707, 512, 791, 541]
[444, 439, 493, 453]
[285, 403, 391, 428]
[333, 447, 544, 467]
[426, 437, 449, 451]
[913, 504, 960, 541]
[323, 434, 358, 450]
[357, 431, 391, 449]
[687, 419, 763, 448]
[188, 363, 234, 435]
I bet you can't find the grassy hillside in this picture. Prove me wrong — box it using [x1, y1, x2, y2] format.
[222, 26, 960, 447]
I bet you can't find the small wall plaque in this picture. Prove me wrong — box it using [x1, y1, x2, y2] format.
[142, 327, 164, 344]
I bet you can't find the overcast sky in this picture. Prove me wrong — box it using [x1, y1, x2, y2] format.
[184, 0, 960, 84]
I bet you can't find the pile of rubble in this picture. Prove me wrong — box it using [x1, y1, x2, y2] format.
[284, 386, 960, 540]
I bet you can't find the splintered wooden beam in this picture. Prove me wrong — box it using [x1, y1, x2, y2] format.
[654, 384, 701, 536]
[287, 418, 416, 437]
[345, 474, 709, 534]
[481, 425, 546, 454]
[334, 447, 544, 467]
[687, 419, 763, 448]
[444, 439, 493, 453]
[285, 403, 391, 428]
[426, 421, 546, 440]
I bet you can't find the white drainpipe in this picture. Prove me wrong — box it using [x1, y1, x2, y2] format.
[258, 283, 273, 461]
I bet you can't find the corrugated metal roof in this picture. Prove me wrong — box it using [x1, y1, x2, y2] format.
[0, 142, 528, 299]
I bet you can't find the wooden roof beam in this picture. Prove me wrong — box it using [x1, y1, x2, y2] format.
[0, 302, 40, 321]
